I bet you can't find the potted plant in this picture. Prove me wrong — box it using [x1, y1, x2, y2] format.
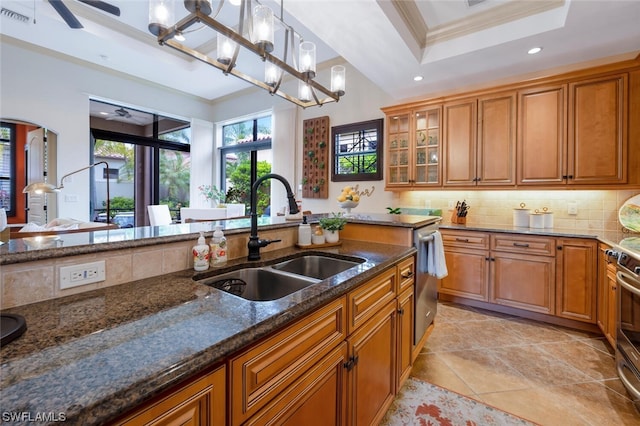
[318, 213, 347, 243]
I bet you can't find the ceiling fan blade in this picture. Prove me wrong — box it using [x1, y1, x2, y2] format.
[77, 0, 121, 17]
[47, 0, 83, 29]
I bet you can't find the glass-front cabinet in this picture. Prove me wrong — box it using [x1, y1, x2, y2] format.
[384, 105, 441, 188]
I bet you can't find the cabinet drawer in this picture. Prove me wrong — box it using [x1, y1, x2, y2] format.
[397, 256, 415, 295]
[230, 297, 346, 425]
[492, 234, 555, 256]
[441, 230, 489, 250]
[347, 267, 397, 334]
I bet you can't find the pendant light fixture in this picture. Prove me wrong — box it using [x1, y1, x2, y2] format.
[148, 0, 345, 108]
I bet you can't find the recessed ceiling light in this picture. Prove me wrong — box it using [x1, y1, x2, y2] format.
[175, 32, 186, 42]
[413, 75, 424, 82]
[99, 111, 109, 116]
[528, 47, 543, 55]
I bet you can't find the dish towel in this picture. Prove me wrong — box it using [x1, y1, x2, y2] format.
[426, 230, 448, 279]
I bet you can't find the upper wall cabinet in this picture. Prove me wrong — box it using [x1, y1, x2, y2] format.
[517, 84, 567, 185]
[517, 74, 628, 186]
[443, 92, 516, 187]
[385, 106, 442, 188]
[569, 74, 628, 185]
[382, 58, 639, 190]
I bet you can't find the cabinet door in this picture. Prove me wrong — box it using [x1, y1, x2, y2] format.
[517, 84, 567, 185]
[440, 248, 489, 301]
[386, 112, 412, 187]
[116, 366, 226, 426]
[568, 74, 628, 184]
[597, 244, 610, 334]
[413, 106, 442, 186]
[556, 239, 597, 323]
[397, 287, 414, 390]
[443, 99, 477, 186]
[230, 298, 346, 425]
[606, 268, 617, 346]
[477, 92, 516, 186]
[245, 343, 348, 426]
[491, 251, 555, 314]
[347, 300, 397, 426]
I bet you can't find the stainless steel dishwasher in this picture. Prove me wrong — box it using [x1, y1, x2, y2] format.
[413, 220, 441, 345]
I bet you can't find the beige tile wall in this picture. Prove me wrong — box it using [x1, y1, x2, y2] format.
[0, 228, 297, 309]
[398, 189, 640, 232]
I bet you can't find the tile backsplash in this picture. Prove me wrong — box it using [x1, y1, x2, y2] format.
[398, 189, 640, 232]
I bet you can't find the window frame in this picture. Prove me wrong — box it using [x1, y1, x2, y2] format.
[331, 118, 384, 182]
[0, 122, 16, 216]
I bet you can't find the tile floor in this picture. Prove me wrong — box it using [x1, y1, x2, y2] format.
[407, 302, 640, 425]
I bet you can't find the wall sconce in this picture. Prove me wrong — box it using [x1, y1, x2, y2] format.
[23, 162, 111, 224]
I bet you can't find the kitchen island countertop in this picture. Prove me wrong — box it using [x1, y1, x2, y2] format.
[0, 240, 414, 425]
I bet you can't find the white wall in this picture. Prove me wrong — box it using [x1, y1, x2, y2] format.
[1, 39, 214, 221]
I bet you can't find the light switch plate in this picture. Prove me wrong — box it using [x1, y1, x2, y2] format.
[568, 202, 578, 215]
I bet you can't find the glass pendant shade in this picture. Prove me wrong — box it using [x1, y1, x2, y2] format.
[298, 81, 312, 102]
[252, 5, 274, 53]
[299, 41, 316, 78]
[148, 0, 175, 36]
[331, 65, 346, 95]
[265, 62, 281, 87]
[217, 34, 236, 65]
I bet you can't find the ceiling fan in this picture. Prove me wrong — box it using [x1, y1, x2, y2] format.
[105, 107, 147, 125]
[47, 0, 120, 29]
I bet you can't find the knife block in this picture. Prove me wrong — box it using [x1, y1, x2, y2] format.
[450, 211, 467, 225]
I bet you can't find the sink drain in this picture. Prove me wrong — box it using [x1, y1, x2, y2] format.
[210, 278, 247, 297]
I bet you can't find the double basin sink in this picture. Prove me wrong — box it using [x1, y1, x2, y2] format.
[197, 255, 365, 302]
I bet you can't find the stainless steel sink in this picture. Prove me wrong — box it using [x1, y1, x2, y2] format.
[271, 255, 364, 280]
[198, 267, 319, 301]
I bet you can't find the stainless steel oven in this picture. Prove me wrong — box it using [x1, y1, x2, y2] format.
[608, 248, 640, 410]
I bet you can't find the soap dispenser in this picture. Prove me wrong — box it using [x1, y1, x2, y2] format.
[298, 215, 312, 246]
[193, 231, 210, 271]
[211, 225, 228, 267]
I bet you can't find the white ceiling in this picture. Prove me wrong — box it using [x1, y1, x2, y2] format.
[2, 0, 640, 109]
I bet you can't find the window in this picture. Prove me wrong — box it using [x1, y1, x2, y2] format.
[220, 116, 272, 215]
[90, 100, 191, 224]
[0, 123, 15, 215]
[331, 119, 383, 181]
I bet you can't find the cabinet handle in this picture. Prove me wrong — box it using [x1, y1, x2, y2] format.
[455, 238, 470, 242]
[397, 307, 405, 315]
[401, 271, 414, 279]
[557, 246, 563, 250]
[513, 242, 530, 248]
[343, 355, 359, 371]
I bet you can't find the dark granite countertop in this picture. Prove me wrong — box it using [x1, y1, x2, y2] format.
[0, 241, 415, 425]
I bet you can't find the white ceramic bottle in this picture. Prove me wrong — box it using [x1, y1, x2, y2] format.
[211, 225, 228, 267]
[193, 231, 210, 271]
[298, 216, 312, 246]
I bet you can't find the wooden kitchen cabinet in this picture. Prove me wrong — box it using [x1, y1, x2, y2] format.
[517, 84, 567, 185]
[384, 105, 442, 188]
[491, 234, 556, 314]
[115, 365, 226, 426]
[443, 92, 516, 187]
[229, 298, 347, 425]
[556, 238, 598, 323]
[347, 300, 397, 426]
[517, 74, 628, 187]
[396, 256, 415, 387]
[568, 73, 628, 185]
[597, 243, 617, 347]
[396, 286, 414, 389]
[440, 230, 490, 301]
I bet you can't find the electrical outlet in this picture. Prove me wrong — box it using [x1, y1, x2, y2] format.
[59, 261, 106, 289]
[448, 200, 455, 210]
[568, 202, 578, 215]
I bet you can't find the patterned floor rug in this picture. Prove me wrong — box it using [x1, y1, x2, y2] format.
[380, 378, 539, 426]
